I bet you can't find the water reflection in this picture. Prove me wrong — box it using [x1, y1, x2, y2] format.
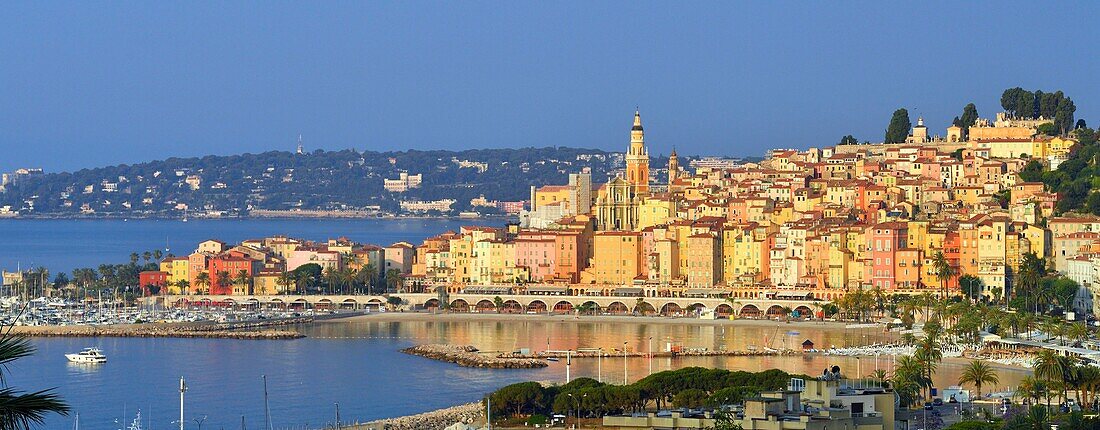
[15, 318, 1032, 429]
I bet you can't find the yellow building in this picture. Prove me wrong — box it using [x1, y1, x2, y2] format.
[471, 239, 523, 284]
[159, 257, 191, 294]
[722, 224, 766, 286]
[592, 232, 643, 284]
[637, 196, 676, 230]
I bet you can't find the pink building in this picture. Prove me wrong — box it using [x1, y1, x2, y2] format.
[515, 232, 557, 282]
[866, 222, 909, 290]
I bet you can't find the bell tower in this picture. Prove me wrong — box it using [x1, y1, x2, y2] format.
[625, 109, 650, 194]
[668, 147, 680, 185]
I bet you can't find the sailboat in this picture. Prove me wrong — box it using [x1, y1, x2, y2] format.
[120, 410, 143, 430]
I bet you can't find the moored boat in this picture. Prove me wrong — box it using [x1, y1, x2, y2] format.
[65, 347, 107, 364]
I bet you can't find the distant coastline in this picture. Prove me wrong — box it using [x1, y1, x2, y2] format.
[0, 212, 518, 221]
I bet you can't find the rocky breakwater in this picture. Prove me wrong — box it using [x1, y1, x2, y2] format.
[346, 402, 482, 430]
[401, 344, 548, 368]
[10, 318, 310, 339]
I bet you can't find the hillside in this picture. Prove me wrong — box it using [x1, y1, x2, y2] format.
[0, 147, 639, 217]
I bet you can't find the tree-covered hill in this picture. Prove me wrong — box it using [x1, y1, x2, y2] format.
[0, 147, 637, 217]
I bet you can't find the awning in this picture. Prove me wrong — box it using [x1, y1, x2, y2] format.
[462, 286, 513, 294]
[685, 289, 726, 296]
[613, 287, 644, 296]
[526, 286, 569, 294]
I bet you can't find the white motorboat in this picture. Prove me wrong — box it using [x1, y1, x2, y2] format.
[65, 347, 107, 364]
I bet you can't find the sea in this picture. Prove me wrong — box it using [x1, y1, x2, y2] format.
[0, 219, 1031, 429]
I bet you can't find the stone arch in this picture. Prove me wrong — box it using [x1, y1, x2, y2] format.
[475, 299, 496, 313]
[268, 297, 286, 309]
[766, 305, 786, 318]
[290, 297, 309, 309]
[502, 300, 522, 313]
[340, 298, 359, 309]
[633, 301, 656, 316]
[527, 300, 548, 314]
[553, 301, 574, 314]
[794, 306, 813, 319]
[424, 298, 441, 311]
[607, 301, 629, 315]
[716, 303, 734, 317]
[739, 304, 760, 318]
[687, 303, 707, 313]
[580, 300, 601, 315]
[660, 302, 683, 316]
[450, 299, 470, 312]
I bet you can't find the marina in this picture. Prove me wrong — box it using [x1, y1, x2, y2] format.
[8, 314, 1033, 429]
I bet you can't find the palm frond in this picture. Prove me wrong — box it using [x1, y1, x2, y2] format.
[0, 335, 34, 386]
[0, 387, 71, 429]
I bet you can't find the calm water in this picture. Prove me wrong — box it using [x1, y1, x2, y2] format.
[13, 318, 1030, 429]
[1, 220, 1032, 429]
[0, 218, 482, 274]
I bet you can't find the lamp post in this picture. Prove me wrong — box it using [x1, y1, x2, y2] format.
[597, 349, 602, 383]
[648, 336, 653, 376]
[623, 341, 628, 384]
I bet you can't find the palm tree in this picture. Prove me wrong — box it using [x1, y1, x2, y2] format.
[931, 251, 955, 298]
[0, 331, 70, 427]
[1035, 349, 1071, 407]
[1015, 376, 1047, 406]
[153, 249, 164, 262]
[175, 279, 191, 295]
[385, 269, 403, 294]
[214, 270, 230, 295]
[958, 360, 999, 398]
[194, 271, 211, 295]
[359, 264, 379, 295]
[915, 335, 942, 400]
[1076, 365, 1100, 411]
[277, 270, 295, 295]
[892, 355, 927, 407]
[233, 270, 251, 295]
[1017, 253, 1049, 311]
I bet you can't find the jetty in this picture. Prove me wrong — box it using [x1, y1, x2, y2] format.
[8, 317, 312, 339]
[342, 402, 482, 430]
[530, 348, 799, 359]
[402, 344, 548, 368]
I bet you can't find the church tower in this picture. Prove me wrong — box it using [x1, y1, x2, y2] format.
[667, 147, 680, 185]
[625, 110, 650, 194]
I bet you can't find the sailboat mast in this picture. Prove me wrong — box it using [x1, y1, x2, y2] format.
[179, 377, 186, 430]
[263, 375, 272, 430]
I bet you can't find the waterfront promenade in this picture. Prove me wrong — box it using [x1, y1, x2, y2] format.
[159, 293, 822, 319]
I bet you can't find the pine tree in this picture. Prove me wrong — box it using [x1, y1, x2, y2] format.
[885, 108, 911, 144]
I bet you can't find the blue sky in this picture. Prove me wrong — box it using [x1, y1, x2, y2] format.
[2, 2, 1099, 172]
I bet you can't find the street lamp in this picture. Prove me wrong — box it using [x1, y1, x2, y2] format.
[597, 349, 603, 383]
[623, 341, 629, 384]
[648, 336, 653, 376]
